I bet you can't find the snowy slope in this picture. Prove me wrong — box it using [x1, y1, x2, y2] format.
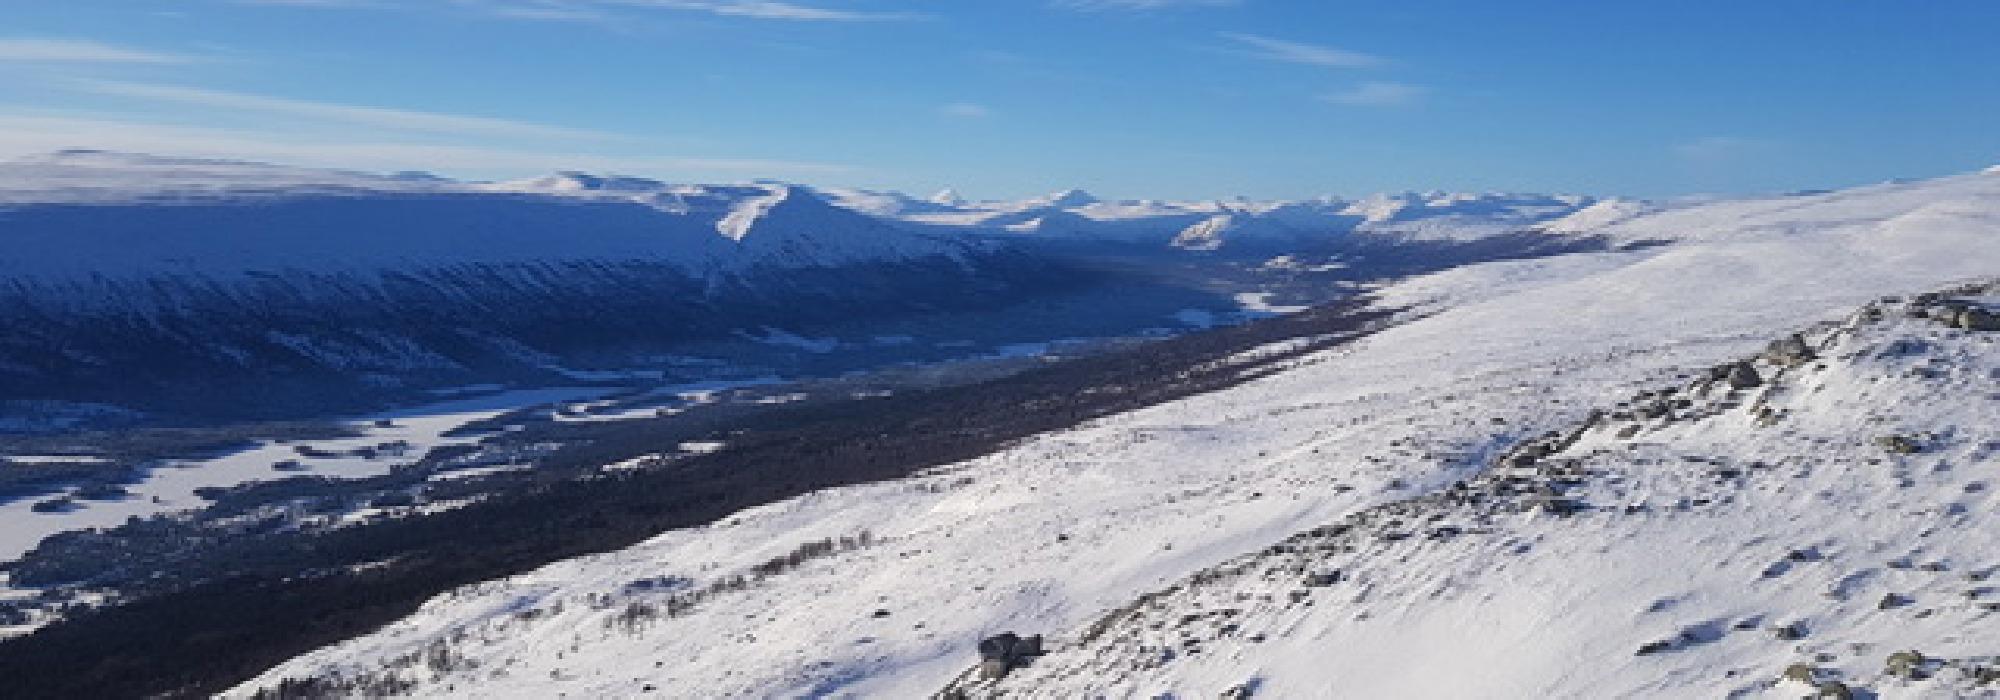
[983, 286, 2000, 699]
[227, 168, 2000, 698]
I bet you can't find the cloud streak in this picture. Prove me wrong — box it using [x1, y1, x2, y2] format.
[1056, 0, 1238, 10]
[0, 112, 857, 177]
[254, 0, 924, 22]
[603, 0, 921, 21]
[1220, 32, 1382, 68]
[0, 38, 195, 64]
[74, 80, 617, 141]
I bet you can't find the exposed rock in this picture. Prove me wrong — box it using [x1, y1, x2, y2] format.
[1953, 307, 2000, 331]
[1302, 571, 1343, 587]
[1782, 662, 1818, 685]
[1875, 435, 1922, 454]
[974, 631, 1044, 681]
[1764, 333, 1818, 366]
[1725, 362, 1763, 389]
[1973, 665, 2000, 686]
[1887, 649, 1926, 679]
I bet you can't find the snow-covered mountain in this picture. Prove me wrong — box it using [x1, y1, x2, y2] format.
[849, 185, 1628, 252]
[225, 168, 2000, 698]
[0, 152, 1052, 421]
[0, 151, 1649, 426]
[0, 151, 976, 280]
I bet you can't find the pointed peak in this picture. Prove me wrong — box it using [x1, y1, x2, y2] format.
[1043, 188, 1100, 208]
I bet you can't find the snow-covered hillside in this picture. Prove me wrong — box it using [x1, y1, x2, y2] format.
[982, 286, 2000, 699]
[227, 169, 2000, 698]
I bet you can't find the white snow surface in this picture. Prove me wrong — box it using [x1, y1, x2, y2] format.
[230, 170, 2000, 698]
[990, 290, 2000, 699]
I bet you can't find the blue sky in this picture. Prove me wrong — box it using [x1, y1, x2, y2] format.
[1, 1, 1996, 200]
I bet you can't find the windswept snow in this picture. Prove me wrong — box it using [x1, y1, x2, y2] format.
[229, 168, 2000, 698]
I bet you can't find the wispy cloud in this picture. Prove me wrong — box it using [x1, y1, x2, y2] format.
[1220, 32, 1382, 68]
[73, 80, 616, 141]
[250, 0, 923, 22]
[1057, 0, 1239, 10]
[0, 38, 195, 64]
[0, 112, 856, 177]
[1322, 81, 1424, 107]
[484, 4, 616, 23]
[232, 0, 387, 7]
[606, 1, 921, 22]
[939, 102, 992, 119]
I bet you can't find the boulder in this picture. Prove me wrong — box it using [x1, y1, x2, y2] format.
[1763, 333, 1817, 366]
[1887, 649, 1926, 679]
[978, 633, 1022, 661]
[1782, 663, 1818, 684]
[1974, 665, 2000, 686]
[1956, 308, 2000, 331]
[1875, 435, 1921, 454]
[1634, 640, 1674, 656]
[973, 631, 1045, 680]
[1725, 362, 1763, 389]
[1303, 571, 1344, 587]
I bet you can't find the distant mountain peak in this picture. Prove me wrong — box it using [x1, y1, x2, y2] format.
[929, 188, 966, 206]
[1042, 188, 1099, 208]
[514, 171, 667, 194]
